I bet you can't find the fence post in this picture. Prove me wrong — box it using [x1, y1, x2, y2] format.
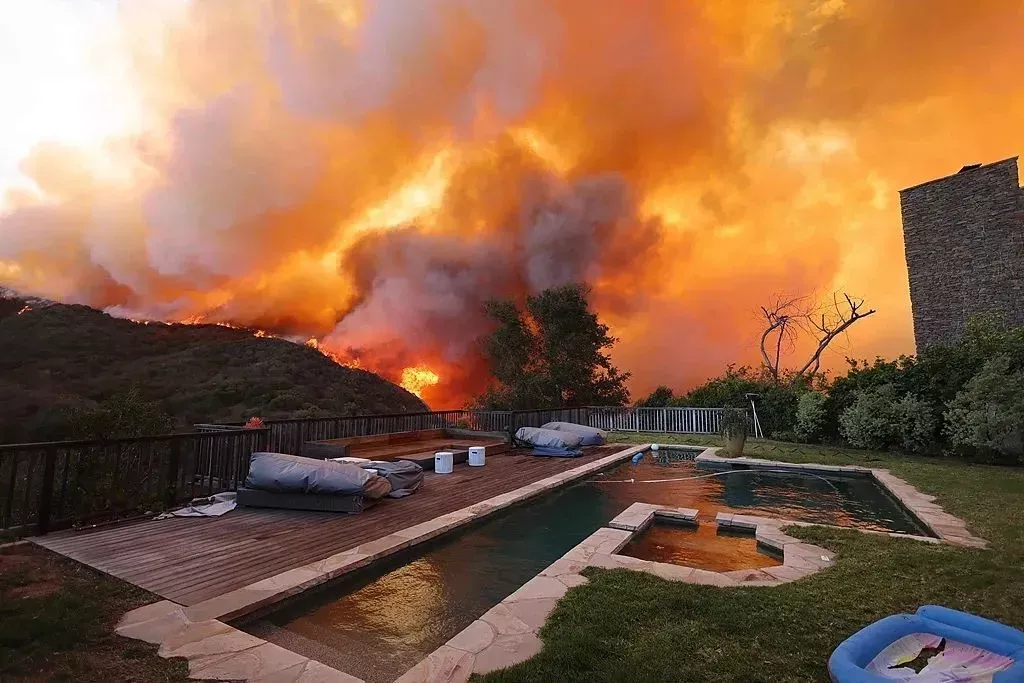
[256, 427, 269, 453]
[164, 439, 181, 506]
[36, 447, 57, 535]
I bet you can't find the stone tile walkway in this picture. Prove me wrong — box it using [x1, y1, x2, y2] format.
[117, 600, 363, 682]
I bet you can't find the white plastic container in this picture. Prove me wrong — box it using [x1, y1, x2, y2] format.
[434, 451, 454, 474]
[468, 446, 486, 467]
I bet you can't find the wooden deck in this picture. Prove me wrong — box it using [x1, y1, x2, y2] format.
[34, 446, 625, 606]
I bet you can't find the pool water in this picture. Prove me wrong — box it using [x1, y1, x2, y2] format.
[238, 448, 927, 682]
[591, 449, 927, 534]
[240, 484, 620, 683]
[619, 522, 782, 572]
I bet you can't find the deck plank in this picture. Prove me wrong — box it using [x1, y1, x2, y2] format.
[34, 446, 625, 605]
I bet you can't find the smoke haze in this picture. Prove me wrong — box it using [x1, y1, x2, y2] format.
[1, 0, 1023, 405]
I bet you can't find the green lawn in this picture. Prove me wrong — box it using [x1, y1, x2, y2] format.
[480, 435, 1024, 682]
[0, 543, 191, 682]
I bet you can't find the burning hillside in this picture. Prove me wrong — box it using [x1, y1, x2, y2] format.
[1, 1, 1023, 407]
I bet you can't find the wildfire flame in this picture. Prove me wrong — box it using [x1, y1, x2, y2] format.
[400, 366, 441, 400]
[0, 1, 1022, 408]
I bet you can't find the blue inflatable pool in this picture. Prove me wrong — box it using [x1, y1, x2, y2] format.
[829, 606, 1024, 682]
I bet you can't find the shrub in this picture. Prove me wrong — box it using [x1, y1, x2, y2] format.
[839, 385, 898, 450]
[794, 391, 828, 443]
[826, 316, 1024, 446]
[894, 393, 937, 454]
[945, 355, 1024, 463]
[674, 365, 810, 437]
[720, 406, 749, 438]
[838, 384, 936, 453]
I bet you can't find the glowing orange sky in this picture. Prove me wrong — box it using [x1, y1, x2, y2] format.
[1, 0, 1022, 407]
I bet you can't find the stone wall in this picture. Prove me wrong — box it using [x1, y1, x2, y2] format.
[900, 157, 1024, 351]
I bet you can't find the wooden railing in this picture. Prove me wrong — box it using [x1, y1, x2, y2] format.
[0, 429, 267, 536]
[3, 405, 732, 536]
[194, 408, 597, 453]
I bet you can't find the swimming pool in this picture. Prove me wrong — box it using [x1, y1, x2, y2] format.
[237, 448, 927, 682]
[592, 448, 926, 534]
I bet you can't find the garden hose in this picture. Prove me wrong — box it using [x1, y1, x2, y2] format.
[594, 467, 842, 494]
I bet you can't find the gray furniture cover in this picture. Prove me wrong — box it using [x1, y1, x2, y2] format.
[244, 452, 391, 498]
[541, 421, 607, 446]
[514, 427, 584, 450]
[363, 460, 424, 498]
[236, 487, 367, 513]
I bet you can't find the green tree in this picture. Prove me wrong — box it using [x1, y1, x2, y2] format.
[476, 284, 630, 409]
[66, 388, 174, 440]
[637, 386, 674, 407]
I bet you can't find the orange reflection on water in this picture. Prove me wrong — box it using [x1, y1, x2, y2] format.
[287, 555, 447, 652]
[620, 523, 780, 572]
[590, 453, 915, 534]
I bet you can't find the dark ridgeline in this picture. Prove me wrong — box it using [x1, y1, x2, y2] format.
[900, 157, 1024, 351]
[0, 299, 427, 444]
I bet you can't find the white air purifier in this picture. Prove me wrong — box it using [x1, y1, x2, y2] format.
[434, 451, 454, 474]
[468, 446, 486, 467]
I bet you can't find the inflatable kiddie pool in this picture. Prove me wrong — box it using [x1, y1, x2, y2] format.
[828, 605, 1024, 682]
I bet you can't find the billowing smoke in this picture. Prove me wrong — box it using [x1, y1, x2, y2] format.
[1, 0, 1023, 405]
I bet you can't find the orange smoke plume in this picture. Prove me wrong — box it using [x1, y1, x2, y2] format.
[1, 0, 1023, 407]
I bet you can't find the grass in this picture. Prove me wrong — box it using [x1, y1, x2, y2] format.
[0, 543, 192, 682]
[479, 434, 1024, 682]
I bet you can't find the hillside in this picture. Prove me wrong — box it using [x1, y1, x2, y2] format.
[0, 297, 427, 444]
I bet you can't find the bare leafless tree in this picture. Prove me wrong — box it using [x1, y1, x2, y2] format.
[759, 295, 809, 382]
[759, 292, 876, 383]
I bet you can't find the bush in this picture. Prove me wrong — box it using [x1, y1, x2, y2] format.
[839, 385, 897, 450]
[794, 392, 827, 443]
[838, 384, 936, 453]
[945, 355, 1024, 463]
[894, 393, 937, 454]
[673, 365, 810, 437]
[825, 316, 1024, 447]
[720, 406, 748, 438]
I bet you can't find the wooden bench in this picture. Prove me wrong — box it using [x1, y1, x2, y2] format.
[301, 428, 510, 469]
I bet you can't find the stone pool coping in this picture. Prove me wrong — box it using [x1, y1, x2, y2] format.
[114, 443, 647, 683]
[113, 444, 987, 682]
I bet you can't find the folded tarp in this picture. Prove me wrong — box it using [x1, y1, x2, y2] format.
[541, 421, 607, 446]
[245, 452, 392, 499]
[156, 492, 237, 519]
[515, 427, 583, 457]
